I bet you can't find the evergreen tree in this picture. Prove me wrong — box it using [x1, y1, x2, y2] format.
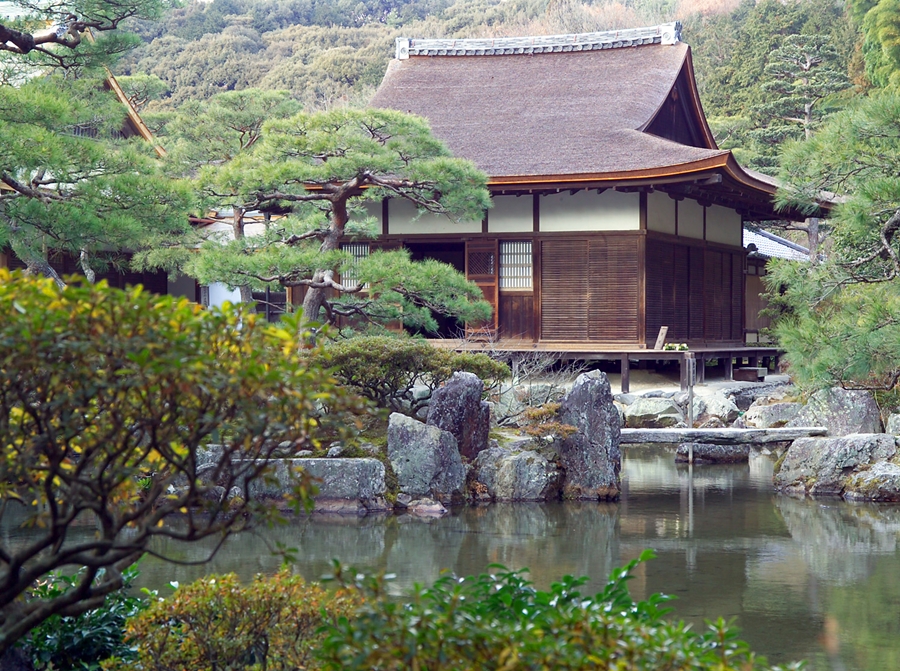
[143, 107, 493, 331]
[769, 94, 900, 390]
[0, 0, 193, 284]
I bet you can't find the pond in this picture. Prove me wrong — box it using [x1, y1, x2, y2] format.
[131, 446, 900, 670]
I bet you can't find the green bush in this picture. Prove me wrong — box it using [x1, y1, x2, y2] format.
[26, 566, 147, 671]
[0, 270, 366, 652]
[319, 551, 803, 671]
[121, 571, 362, 671]
[313, 335, 508, 415]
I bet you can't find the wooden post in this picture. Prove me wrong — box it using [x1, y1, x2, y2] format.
[620, 354, 630, 394]
[697, 355, 706, 383]
[724, 356, 733, 381]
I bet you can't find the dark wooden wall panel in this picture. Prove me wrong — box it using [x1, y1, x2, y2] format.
[646, 238, 744, 345]
[590, 237, 640, 343]
[499, 294, 535, 340]
[541, 239, 589, 340]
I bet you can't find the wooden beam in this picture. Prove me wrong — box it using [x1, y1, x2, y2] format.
[620, 354, 630, 394]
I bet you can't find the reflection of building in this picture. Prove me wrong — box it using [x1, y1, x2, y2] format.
[369, 23, 827, 351]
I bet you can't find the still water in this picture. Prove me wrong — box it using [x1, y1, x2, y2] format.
[138, 446, 900, 671]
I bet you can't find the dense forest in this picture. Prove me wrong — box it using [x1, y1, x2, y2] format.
[117, 0, 859, 172]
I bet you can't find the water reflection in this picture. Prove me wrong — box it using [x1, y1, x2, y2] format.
[8, 445, 900, 670]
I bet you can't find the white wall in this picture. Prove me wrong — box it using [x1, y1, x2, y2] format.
[388, 198, 482, 234]
[678, 198, 704, 240]
[705, 204, 742, 246]
[540, 189, 639, 231]
[208, 282, 241, 308]
[647, 191, 675, 235]
[488, 195, 533, 233]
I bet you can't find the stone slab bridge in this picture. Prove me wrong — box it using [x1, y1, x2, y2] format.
[620, 427, 828, 445]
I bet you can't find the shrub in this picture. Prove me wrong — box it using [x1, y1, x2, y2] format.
[312, 335, 508, 415]
[0, 270, 365, 652]
[319, 551, 803, 671]
[26, 566, 147, 670]
[121, 571, 362, 671]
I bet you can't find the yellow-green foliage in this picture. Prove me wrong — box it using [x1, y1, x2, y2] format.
[0, 270, 364, 651]
[122, 571, 362, 671]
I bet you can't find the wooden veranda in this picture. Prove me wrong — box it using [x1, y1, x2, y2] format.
[429, 340, 782, 393]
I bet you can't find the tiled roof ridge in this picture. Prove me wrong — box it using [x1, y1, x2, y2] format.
[396, 22, 682, 59]
[745, 225, 810, 255]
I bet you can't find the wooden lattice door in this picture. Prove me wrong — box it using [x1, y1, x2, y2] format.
[465, 239, 498, 339]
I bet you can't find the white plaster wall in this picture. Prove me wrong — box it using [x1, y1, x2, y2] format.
[647, 191, 676, 235]
[488, 195, 533, 233]
[705, 204, 742, 247]
[678, 199, 704, 240]
[540, 189, 639, 231]
[167, 275, 196, 300]
[388, 198, 482, 234]
[208, 282, 241, 308]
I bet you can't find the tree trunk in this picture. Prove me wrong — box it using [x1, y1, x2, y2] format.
[806, 217, 819, 263]
[301, 197, 348, 325]
[10, 239, 65, 288]
[231, 206, 254, 305]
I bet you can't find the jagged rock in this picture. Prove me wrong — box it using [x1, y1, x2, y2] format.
[698, 417, 726, 429]
[556, 370, 621, 500]
[326, 443, 345, 457]
[426, 372, 491, 460]
[786, 387, 882, 436]
[694, 391, 740, 425]
[886, 414, 900, 436]
[388, 413, 466, 505]
[675, 442, 750, 464]
[722, 382, 795, 411]
[296, 450, 313, 458]
[624, 397, 684, 428]
[494, 384, 527, 427]
[844, 462, 900, 501]
[744, 402, 803, 429]
[245, 458, 391, 514]
[614, 393, 638, 406]
[473, 447, 561, 501]
[774, 434, 898, 498]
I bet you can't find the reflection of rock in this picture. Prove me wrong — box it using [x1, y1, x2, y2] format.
[675, 442, 749, 464]
[558, 371, 621, 500]
[786, 387, 882, 436]
[775, 434, 898, 499]
[473, 447, 561, 501]
[775, 496, 900, 584]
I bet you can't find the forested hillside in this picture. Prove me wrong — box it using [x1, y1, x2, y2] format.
[119, 0, 860, 168]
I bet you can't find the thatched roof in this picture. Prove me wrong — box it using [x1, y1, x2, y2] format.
[371, 24, 727, 181]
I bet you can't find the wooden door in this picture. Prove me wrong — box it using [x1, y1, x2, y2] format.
[465, 239, 498, 338]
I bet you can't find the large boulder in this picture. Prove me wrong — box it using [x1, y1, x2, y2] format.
[774, 434, 898, 498]
[244, 458, 391, 515]
[624, 397, 684, 428]
[744, 402, 804, 429]
[473, 446, 562, 501]
[786, 387, 882, 436]
[886, 413, 900, 436]
[388, 412, 466, 505]
[690, 391, 740, 426]
[556, 370, 621, 500]
[426, 372, 490, 460]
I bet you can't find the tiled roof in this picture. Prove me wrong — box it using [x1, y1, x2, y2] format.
[397, 23, 681, 58]
[743, 226, 809, 261]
